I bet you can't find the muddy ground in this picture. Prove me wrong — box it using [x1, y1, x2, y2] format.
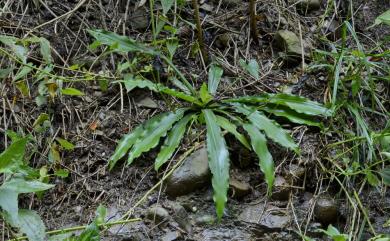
[1, 0, 390, 240]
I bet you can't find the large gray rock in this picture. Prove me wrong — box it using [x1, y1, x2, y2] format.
[239, 203, 290, 230]
[274, 30, 303, 63]
[165, 147, 211, 197]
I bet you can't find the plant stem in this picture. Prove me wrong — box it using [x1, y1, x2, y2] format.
[149, 0, 156, 44]
[192, 0, 209, 63]
[10, 218, 141, 240]
[249, 0, 259, 44]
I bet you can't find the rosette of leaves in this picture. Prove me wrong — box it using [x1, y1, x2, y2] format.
[89, 29, 331, 220]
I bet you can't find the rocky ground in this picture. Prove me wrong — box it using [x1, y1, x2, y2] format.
[0, 0, 389, 240]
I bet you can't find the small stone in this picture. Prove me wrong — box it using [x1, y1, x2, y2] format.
[239, 203, 290, 230]
[274, 30, 303, 64]
[195, 215, 215, 225]
[271, 176, 291, 201]
[287, 164, 305, 181]
[165, 147, 211, 197]
[215, 33, 230, 49]
[314, 195, 338, 224]
[146, 205, 170, 224]
[162, 231, 180, 241]
[136, 97, 158, 109]
[130, 8, 149, 30]
[229, 179, 251, 198]
[200, 3, 213, 12]
[295, 0, 321, 12]
[170, 202, 192, 233]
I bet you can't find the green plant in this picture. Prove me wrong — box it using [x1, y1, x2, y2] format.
[0, 35, 86, 106]
[0, 133, 54, 241]
[89, 30, 330, 220]
[311, 21, 389, 184]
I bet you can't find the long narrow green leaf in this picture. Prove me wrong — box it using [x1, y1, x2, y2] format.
[225, 93, 331, 117]
[127, 109, 186, 165]
[120, 75, 201, 105]
[203, 109, 230, 220]
[243, 123, 274, 195]
[233, 104, 299, 153]
[88, 29, 157, 55]
[215, 115, 250, 149]
[155, 113, 195, 170]
[208, 64, 223, 95]
[262, 106, 322, 128]
[109, 125, 144, 170]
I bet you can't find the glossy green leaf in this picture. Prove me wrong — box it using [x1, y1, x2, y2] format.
[215, 115, 250, 149]
[226, 93, 331, 117]
[380, 168, 390, 186]
[200, 82, 213, 104]
[208, 64, 223, 95]
[61, 88, 85, 96]
[109, 125, 144, 169]
[0, 138, 28, 173]
[121, 75, 158, 92]
[128, 109, 186, 165]
[374, 9, 390, 26]
[17, 209, 46, 241]
[120, 75, 201, 105]
[0, 178, 53, 224]
[0, 188, 18, 223]
[160, 87, 201, 105]
[365, 169, 380, 186]
[233, 104, 299, 153]
[88, 29, 157, 55]
[243, 123, 274, 194]
[0, 68, 13, 79]
[155, 113, 194, 170]
[1, 178, 54, 193]
[263, 105, 322, 127]
[14, 65, 33, 81]
[239, 58, 259, 79]
[203, 109, 230, 220]
[56, 137, 75, 151]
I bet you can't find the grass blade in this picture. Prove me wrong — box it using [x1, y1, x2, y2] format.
[215, 114, 250, 149]
[243, 123, 274, 194]
[155, 113, 195, 170]
[127, 109, 186, 165]
[262, 105, 322, 128]
[203, 109, 230, 220]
